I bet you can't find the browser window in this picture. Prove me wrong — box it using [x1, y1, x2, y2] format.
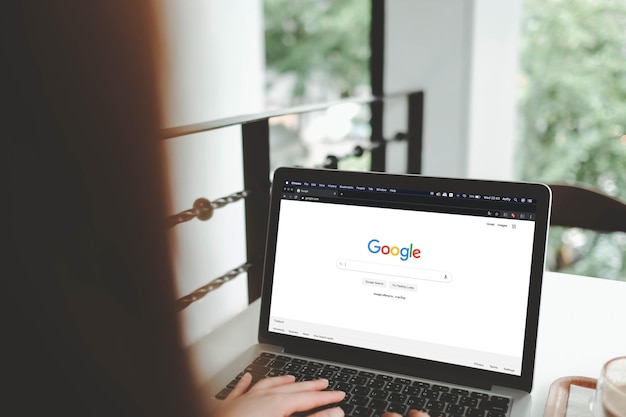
[268, 181, 538, 376]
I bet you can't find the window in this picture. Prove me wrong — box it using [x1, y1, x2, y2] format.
[517, 0, 626, 280]
[264, 0, 372, 172]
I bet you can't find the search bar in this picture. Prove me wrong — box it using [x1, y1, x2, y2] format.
[336, 259, 452, 283]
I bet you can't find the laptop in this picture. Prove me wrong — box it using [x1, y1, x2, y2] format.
[204, 167, 551, 417]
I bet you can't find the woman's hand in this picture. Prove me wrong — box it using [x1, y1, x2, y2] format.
[382, 410, 429, 417]
[210, 373, 346, 417]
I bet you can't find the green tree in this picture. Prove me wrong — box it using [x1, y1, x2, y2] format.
[264, 0, 371, 101]
[518, 0, 626, 280]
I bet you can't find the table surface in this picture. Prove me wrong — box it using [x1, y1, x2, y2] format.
[187, 271, 626, 417]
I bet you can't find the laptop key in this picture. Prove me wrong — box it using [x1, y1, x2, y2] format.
[260, 352, 276, 358]
[478, 401, 509, 412]
[339, 403, 354, 414]
[387, 402, 407, 414]
[370, 389, 388, 399]
[349, 376, 368, 386]
[333, 372, 351, 382]
[440, 393, 459, 403]
[368, 379, 386, 389]
[300, 366, 318, 375]
[244, 364, 269, 375]
[268, 359, 286, 369]
[490, 395, 511, 404]
[452, 388, 470, 396]
[253, 356, 271, 365]
[388, 393, 407, 403]
[267, 369, 286, 377]
[407, 396, 426, 408]
[334, 382, 354, 392]
[215, 387, 232, 400]
[421, 389, 440, 399]
[353, 406, 374, 417]
[403, 385, 420, 396]
[270, 359, 288, 368]
[471, 392, 490, 400]
[385, 382, 404, 392]
[352, 386, 370, 396]
[459, 397, 478, 407]
[446, 403, 465, 414]
[249, 373, 266, 383]
[466, 408, 486, 417]
[283, 363, 301, 373]
[368, 399, 388, 410]
[317, 369, 335, 379]
[348, 395, 370, 407]
[432, 384, 450, 392]
[426, 400, 445, 411]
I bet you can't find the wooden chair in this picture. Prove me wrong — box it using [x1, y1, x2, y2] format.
[548, 183, 626, 271]
[548, 183, 626, 233]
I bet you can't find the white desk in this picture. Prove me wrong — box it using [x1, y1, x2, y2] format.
[188, 272, 626, 417]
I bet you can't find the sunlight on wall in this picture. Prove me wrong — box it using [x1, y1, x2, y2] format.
[157, 0, 265, 345]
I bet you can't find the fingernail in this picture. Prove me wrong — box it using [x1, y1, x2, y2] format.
[327, 406, 345, 417]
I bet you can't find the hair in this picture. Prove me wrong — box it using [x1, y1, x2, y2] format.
[5, 2, 199, 416]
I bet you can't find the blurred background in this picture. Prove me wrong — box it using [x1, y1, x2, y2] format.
[157, 0, 626, 345]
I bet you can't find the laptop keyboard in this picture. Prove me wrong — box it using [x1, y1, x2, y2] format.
[215, 352, 512, 417]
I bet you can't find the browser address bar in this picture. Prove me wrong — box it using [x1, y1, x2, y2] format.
[336, 259, 452, 283]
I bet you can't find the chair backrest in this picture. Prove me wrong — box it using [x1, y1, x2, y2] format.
[548, 183, 626, 233]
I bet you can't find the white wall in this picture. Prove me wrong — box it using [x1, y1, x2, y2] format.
[157, 0, 265, 345]
[466, 0, 522, 181]
[384, 0, 521, 180]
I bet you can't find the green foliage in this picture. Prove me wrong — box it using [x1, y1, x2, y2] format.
[519, 0, 626, 190]
[518, 0, 626, 280]
[264, 0, 371, 101]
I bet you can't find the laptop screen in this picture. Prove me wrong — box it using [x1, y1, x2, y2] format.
[261, 168, 550, 389]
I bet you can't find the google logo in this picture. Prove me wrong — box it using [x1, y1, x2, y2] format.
[367, 239, 421, 261]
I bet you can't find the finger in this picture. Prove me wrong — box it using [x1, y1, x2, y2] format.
[382, 410, 428, 417]
[309, 405, 345, 417]
[407, 410, 429, 417]
[286, 390, 346, 413]
[248, 374, 296, 391]
[263, 377, 330, 394]
[225, 372, 252, 400]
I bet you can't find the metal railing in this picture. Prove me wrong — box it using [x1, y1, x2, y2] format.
[163, 90, 424, 310]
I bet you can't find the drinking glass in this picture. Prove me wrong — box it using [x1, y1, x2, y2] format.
[590, 356, 626, 417]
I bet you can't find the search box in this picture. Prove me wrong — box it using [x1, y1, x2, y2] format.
[336, 259, 452, 283]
